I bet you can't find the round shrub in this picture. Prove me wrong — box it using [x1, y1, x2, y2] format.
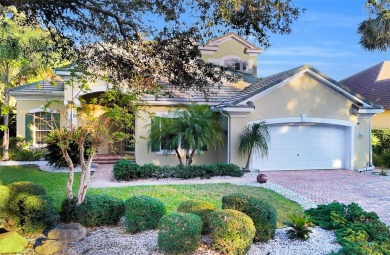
[125, 195, 166, 233]
[222, 193, 277, 242]
[60, 197, 78, 223]
[6, 182, 46, 216]
[0, 185, 10, 211]
[113, 160, 140, 181]
[208, 209, 255, 254]
[62, 195, 125, 227]
[177, 200, 217, 233]
[158, 213, 203, 254]
[19, 195, 57, 234]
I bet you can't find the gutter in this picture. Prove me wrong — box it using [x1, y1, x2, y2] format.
[219, 110, 231, 164]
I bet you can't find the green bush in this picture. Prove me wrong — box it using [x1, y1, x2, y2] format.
[10, 148, 44, 161]
[222, 193, 277, 242]
[177, 200, 217, 233]
[285, 214, 313, 240]
[5, 182, 56, 234]
[45, 132, 81, 167]
[113, 160, 140, 180]
[379, 149, 390, 168]
[208, 209, 255, 254]
[0, 185, 10, 211]
[77, 195, 125, 226]
[60, 197, 78, 223]
[113, 161, 244, 181]
[158, 213, 203, 254]
[306, 202, 390, 255]
[9, 137, 26, 150]
[125, 195, 166, 233]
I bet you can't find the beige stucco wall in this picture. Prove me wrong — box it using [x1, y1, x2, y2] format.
[201, 39, 258, 76]
[228, 73, 369, 170]
[135, 106, 225, 166]
[372, 110, 390, 129]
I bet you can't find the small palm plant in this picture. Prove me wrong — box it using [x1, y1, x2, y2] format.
[285, 214, 314, 240]
[239, 122, 270, 172]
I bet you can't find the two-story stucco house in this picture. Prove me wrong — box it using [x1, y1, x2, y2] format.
[10, 33, 384, 171]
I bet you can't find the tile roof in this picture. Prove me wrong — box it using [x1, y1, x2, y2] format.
[340, 61, 390, 109]
[9, 80, 64, 93]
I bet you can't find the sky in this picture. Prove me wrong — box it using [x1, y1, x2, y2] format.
[255, 0, 390, 80]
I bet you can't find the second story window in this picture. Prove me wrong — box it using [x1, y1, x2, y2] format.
[223, 58, 248, 72]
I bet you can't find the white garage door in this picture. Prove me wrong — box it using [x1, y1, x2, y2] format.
[251, 124, 348, 171]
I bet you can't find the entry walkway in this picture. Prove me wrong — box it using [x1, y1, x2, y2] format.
[90, 165, 390, 225]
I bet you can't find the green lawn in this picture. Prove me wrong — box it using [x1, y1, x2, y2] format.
[0, 165, 303, 227]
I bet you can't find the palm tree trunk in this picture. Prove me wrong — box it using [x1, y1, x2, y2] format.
[174, 147, 183, 165]
[188, 149, 196, 166]
[243, 148, 252, 172]
[2, 64, 10, 161]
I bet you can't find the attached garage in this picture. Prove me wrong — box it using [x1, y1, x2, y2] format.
[250, 119, 353, 171]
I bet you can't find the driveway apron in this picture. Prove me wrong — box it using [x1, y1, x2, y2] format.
[265, 170, 390, 225]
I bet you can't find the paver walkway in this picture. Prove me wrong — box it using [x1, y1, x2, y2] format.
[91, 165, 390, 225]
[265, 170, 390, 225]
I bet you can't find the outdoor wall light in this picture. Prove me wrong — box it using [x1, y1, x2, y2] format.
[359, 132, 364, 139]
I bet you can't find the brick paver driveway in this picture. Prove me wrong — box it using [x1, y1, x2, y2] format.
[266, 170, 390, 225]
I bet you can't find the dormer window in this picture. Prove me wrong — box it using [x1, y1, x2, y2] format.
[224, 58, 248, 72]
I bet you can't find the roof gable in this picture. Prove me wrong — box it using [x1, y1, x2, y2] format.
[223, 65, 379, 109]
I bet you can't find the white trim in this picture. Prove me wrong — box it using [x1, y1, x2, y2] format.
[249, 116, 355, 127]
[198, 46, 218, 51]
[248, 116, 355, 170]
[28, 107, 58, 114]
[211, 35, 259, 50]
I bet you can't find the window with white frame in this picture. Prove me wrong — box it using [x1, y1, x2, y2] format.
[223, 58, 249, 71]
[34, 112, 53, 145]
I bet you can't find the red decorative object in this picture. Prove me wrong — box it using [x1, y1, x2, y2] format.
[257, 173, 267, 183]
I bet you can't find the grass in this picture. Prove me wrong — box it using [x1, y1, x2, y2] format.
[0, 165, 303, 227]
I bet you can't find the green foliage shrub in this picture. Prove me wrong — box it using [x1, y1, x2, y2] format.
[5, 182, 56, 234]
[306, 202, 390, 255]
[113, 160, 243, 181]
[222, 193, 277, 242]
[284, 214, 313, 240]
[177, 200, 217, 233]
[379, 149, 390, 168]
[9, 137, 26, 150]
[113, 160, 140, 180]
[125, 195, 166, 233]
[208, 209, 255, 254]
[158, 212, 203, 254]
[45, 132, 81, 167]
[0, 185, 10, 211]
[61, 195, 125, 227]
[10, 148, 45, 161]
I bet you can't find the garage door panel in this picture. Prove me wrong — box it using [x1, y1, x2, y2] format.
[251, 124, 347, 171]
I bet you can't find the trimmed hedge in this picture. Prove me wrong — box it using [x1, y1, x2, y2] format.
[125, 195, 166, 233]
[3, 182, 57, 234]
[113, 160, 244, 181]
[60, 195, 125, 227]
[306, 202, 390, 255]
[177, 200, 216, 234]
[208, 209, 256, 254]
[0, 185, 10, 211]
[222, 193, 277, 242]
[158, 213, 203, 254]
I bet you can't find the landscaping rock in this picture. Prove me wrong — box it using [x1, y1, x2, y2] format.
[35, 240, 68, 255]
[0, 231, 28, 254]
[47, 223, 87, 242]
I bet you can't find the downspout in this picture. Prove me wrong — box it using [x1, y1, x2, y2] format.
[369, 117, 373, 167]
[219, 110, 231, 164]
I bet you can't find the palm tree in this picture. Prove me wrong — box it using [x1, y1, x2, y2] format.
[148, 104, 222, 166]
[239, 122, 270, 172]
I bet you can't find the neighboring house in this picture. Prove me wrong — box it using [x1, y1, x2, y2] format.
[340, 61, 390, 129]
[9, 33, 384, 171]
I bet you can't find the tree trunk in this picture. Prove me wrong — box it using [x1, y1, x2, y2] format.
[188, 149, 196, 166]
[62, 148, 75, 200]
[243, 148, 252, 172]
[2, 64, 10, 161]
[174, 147, 183, 165]
[77, 142, 96, 205]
